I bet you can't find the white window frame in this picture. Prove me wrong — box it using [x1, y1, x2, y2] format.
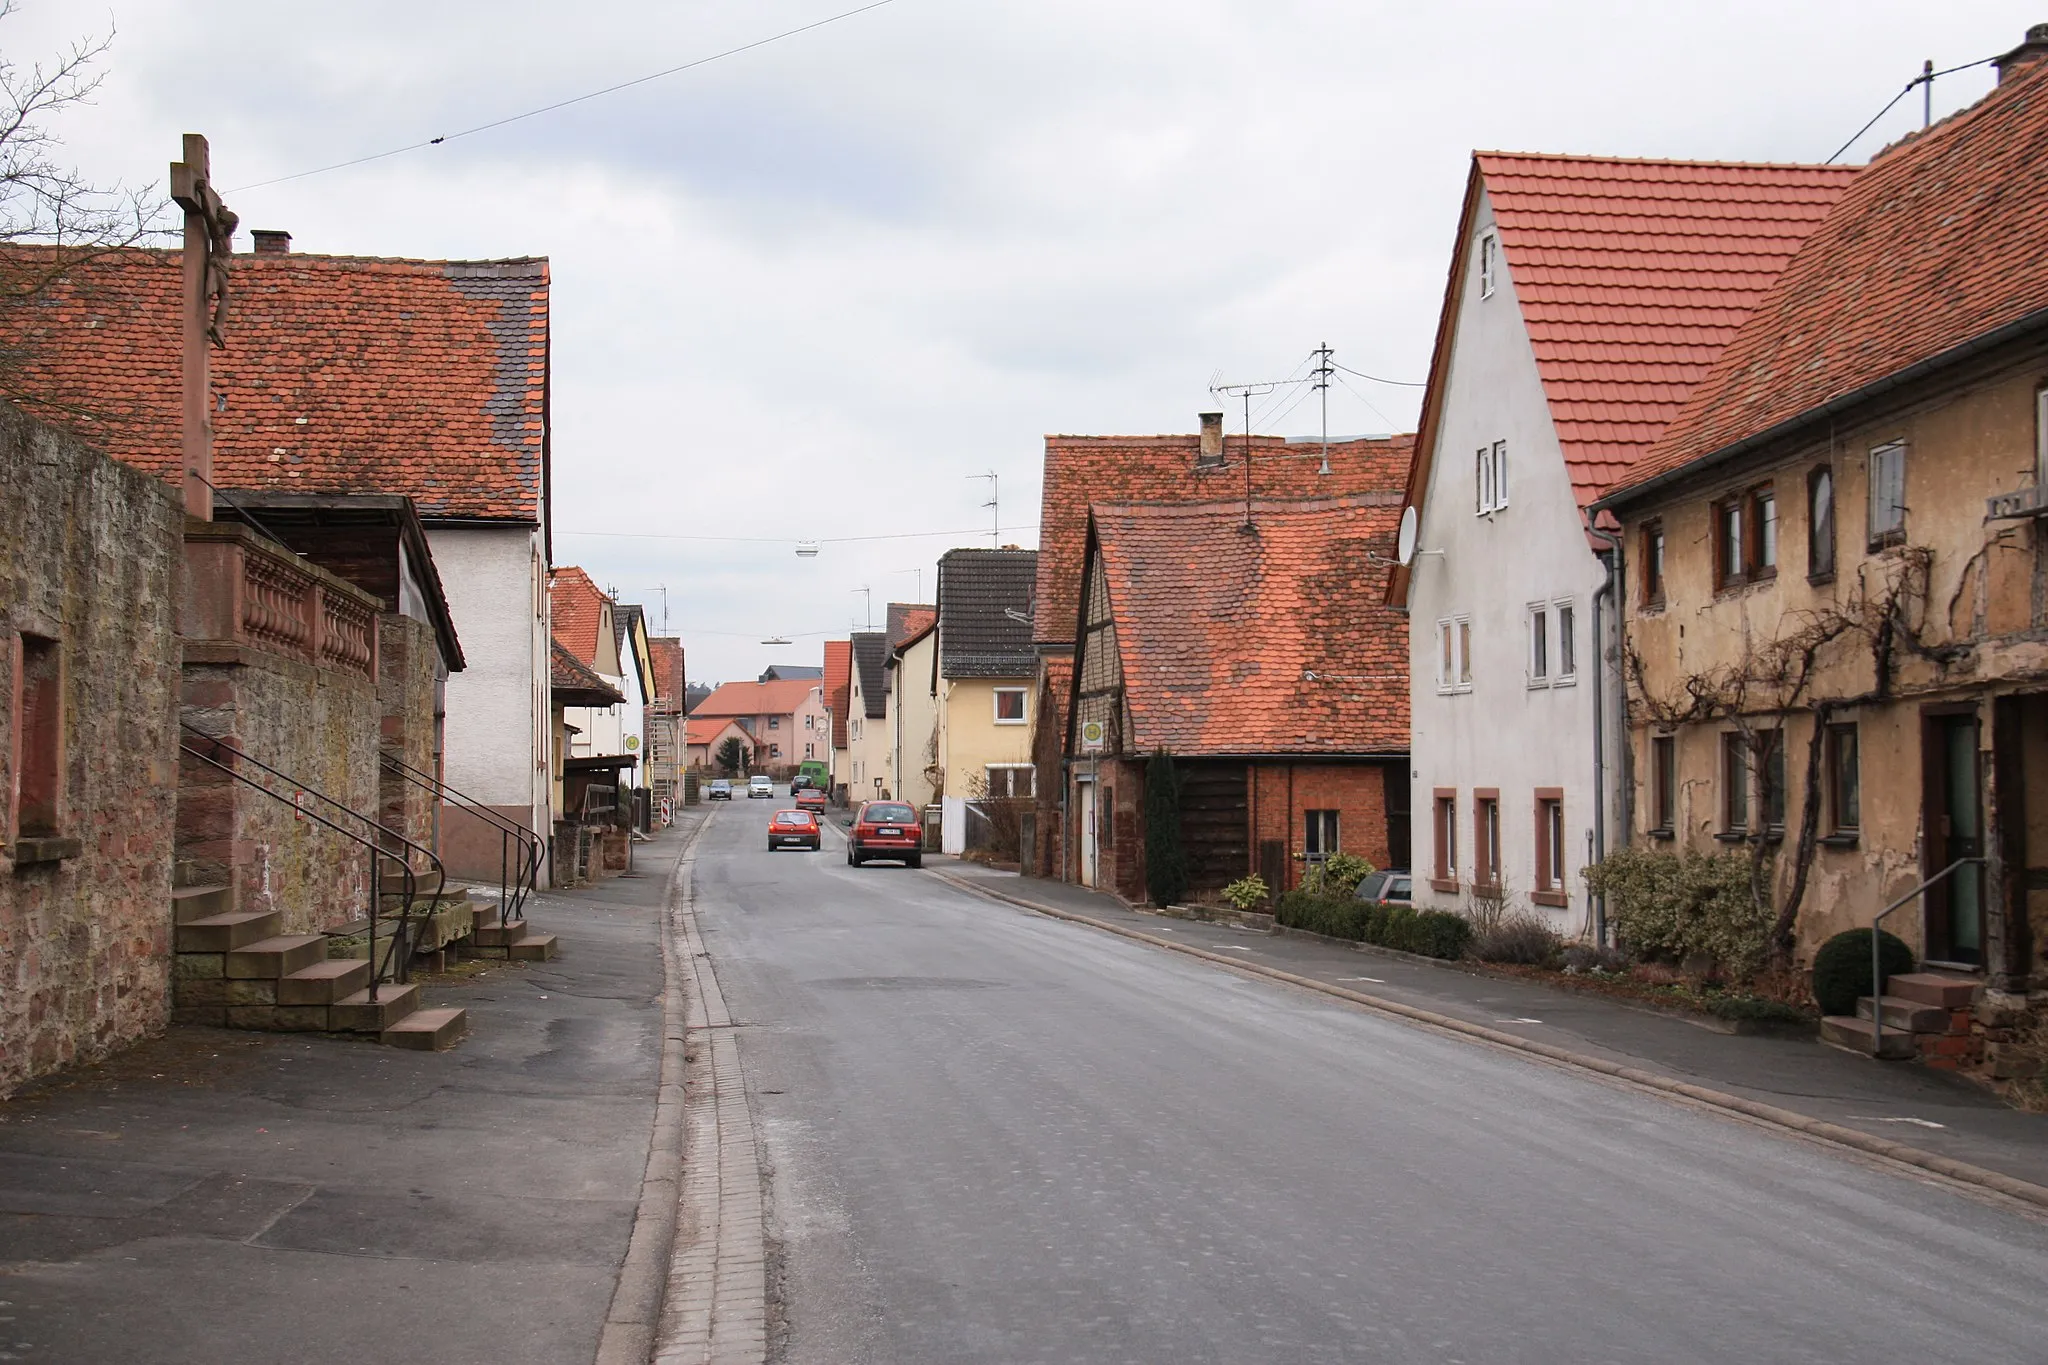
[1436, 616, 1473, 694]
[1492, 440, 1508, 510]
[1527, 603, 1548, 686]
[1476, 441, 1509, 515]
[1479, 232, 1497, 298]
[992, 687, 1028, 724]
[1554, 599, 1576, 685]
[984, 763, 1034, 798]
[1868, 439, 1907, 546]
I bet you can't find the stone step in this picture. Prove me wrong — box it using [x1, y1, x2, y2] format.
[508, 933, 559, 962]
[1820, 1014, 1917, 1060]
[225, 934, 328, 979]
[171, 882, 234, 924]
[1887, 972, 1982, 1009]
[278, 958, 373, 1006]
[330, 982, 421, 1032]
[176, 910, 281, 953]
[1855, 994, 1957, 1034]
[474, 919, 530, 948]
[382, 1006, 467, 1052]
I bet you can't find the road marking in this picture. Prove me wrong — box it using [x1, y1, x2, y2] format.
[1850, 1115, 1948, 1129]
[1335, 976, 1386, 983]
[1497, 1017, 1544, 1024]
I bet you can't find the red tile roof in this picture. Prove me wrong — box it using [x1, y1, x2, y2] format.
[551, 637, 622, 707]
[648, 637, 687, 713]
[891, 608, 936, 651]
[1617, 62, 2048, 494]
[1036, 433, 1414, 648]
[1476, 153, 1859, 508]
[1037, 655, 1073, 749]
[0, 248, 548, 521]
[1086, 495, 1408, 756]
[693, 678, 820, 720]
[823, 640, 853, 750]
[549, 566, 609, 668]
[685, 715, 757, 748]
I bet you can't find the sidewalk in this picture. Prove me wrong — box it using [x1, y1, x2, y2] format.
[928, 858, 2048, 1193]
[0, 815, 700, 1365]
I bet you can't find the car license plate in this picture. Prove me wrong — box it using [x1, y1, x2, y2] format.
[877, 827, 901, 836]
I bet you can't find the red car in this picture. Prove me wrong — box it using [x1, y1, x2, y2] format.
[795, 787, 828, 814]
[847, 800, 921, 868]
[767, 808, 821, 852]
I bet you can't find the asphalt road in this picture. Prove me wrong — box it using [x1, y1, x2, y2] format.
[693, 804, 2048, 1365]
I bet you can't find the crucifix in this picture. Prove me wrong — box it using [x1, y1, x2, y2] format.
[170, 133, 239, 519]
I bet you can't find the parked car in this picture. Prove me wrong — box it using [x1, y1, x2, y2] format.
[748, 775, 774, 799]
[1354, 869, 1413, 905]
[767, 808, 821, 851]
[705, 779, 733, 801]
[795, 787, 828, 814]
[847, 800, 921, 868]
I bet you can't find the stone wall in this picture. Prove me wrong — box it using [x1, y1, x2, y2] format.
[377, 614, 439, 855]
[0, 405, 182, 1097]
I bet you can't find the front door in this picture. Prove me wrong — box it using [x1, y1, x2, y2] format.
[1077, 779, 1098, 888]
[1924, 710, 1985, 966]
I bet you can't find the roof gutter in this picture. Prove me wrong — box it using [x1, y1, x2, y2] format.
[1596, 301, 2048, 515]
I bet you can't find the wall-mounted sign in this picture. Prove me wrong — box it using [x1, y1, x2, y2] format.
[624, 734, 641, 751]
[1080, 719, 1106, 752]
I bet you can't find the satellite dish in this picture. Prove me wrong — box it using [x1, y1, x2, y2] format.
[1397, 505, 1419, 565]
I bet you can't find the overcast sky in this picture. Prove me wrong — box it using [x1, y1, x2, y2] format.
[16, 0, 2027, 680]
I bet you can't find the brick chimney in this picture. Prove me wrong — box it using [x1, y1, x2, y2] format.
[1996, 23, 2048, 84]
[251, 229, 292, 255]
[1197, 411, 1224, 468]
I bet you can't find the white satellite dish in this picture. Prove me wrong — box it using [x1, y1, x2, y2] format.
[1397, 505, 1419, 565]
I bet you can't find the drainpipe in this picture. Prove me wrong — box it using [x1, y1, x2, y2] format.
[1587, 516, 1626, 946]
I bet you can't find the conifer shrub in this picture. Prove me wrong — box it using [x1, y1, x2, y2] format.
[1810, 928, 1915, 1016]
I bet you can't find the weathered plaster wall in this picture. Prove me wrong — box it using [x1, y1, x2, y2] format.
[0, 407, 181, 1096]
[1408, 188, 1611, 935]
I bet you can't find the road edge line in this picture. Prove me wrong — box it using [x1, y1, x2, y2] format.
[926, 867, 2048, 1215]
[596, 813, 714, 1365]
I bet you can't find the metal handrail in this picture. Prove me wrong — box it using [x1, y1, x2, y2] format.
[1869, 856, 1984, 1056]
[179, 723, 444, 997]
[379, 752, 542, 930]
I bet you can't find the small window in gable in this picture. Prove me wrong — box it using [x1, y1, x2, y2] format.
[1555, 601, 1576, 681]
[1479, 233, 1498, 298]
[1475, 442, 1509, 515]
[1435, 616, 1473, 693]
[1527, 605, 1548, 685]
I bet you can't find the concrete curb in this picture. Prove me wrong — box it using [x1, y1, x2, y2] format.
[927, 868, 2048, 1216]
[595, 815, 713, 1365]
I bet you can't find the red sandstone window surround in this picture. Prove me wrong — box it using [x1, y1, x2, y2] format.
[10, 633, 63, 850]
[1472, 790, 1501, 892]
[1533, 788, 1567, 907]
[1431, 789, 1458, 891]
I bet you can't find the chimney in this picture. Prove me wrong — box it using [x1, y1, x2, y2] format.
[1996, 23, 2048, 84]
[251, 229, 292, 255]
[1197, 411, 1225, 468]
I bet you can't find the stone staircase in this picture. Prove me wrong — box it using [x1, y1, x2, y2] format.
[1820, 971, 1982, 1066]
[171, 881, 469, 1051]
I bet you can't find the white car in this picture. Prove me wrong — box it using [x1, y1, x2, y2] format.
[748, 775, 774, 799]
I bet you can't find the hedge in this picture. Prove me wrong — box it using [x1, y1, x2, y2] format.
[1273, 891, 1472, 961]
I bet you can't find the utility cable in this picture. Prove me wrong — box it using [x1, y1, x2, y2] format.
[557, 523, 1038, 545]
[1333, 360, 1425, 388]
[1334, 371, 1400, 433]
[229, 0, 900, 192]
[1823, 53, 1997, 165]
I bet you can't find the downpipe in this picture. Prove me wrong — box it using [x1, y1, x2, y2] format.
[1587, 516, 1626, 946]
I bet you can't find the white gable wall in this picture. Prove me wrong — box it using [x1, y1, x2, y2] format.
[1407, 188, 1608, 934]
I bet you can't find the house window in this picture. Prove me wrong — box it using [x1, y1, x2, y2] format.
[1305, 810, 1340, 862]
[805, 743, 815, 758]
[1528, 605, 1549, 684]
[1650, 734, 1676, 835]
[1555, 602, 1576, 681]
[1714, 497, 1743, 589]
[1808, 467, 1836, 581]
[1100, 787, 1114, 848]
[1479, 232, 1497, 298]
[1533, 790, 1566, 906]
[770, 743, 781, 758]
[805, 714, 814, 729]
[1868, 440, 1907, 547]
[1476, 442, 1509, 514]
[2037, 386, 2048, 485]
[1436, 617, 1472, 693]
[12, 633, 62, 840]
[1722, 732, 1749, 833]
[1760, 729, 1786, 833]
[985, 765, 1034, 798]
[1753, 487, 1777, 575]
[1432, 790, 1458, 889]
[1642, 521, 1666, 606]
[1473, 791, 1501, 890]
[1715, 485, 1777, 588]
[993, 688, 1027, 724]
[1826, 723, 1860, 836]
[768, 717, 780, 730]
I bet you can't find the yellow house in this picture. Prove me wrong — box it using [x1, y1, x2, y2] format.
[932, 548, 1039, 853]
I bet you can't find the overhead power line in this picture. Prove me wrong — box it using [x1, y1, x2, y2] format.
[229, 0, 900, 193]
[557, 523, 1037, 545]
[1823, 52, 1997, 165]
[1332, 361, 1424, 388]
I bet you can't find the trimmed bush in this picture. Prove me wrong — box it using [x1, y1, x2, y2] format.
[1272, 893, 1470, 960]
[1810, 928, 1916, 1016]
[1583, 845, 1771, 979]
[1410, 911, 1473, 961]
[1471, 915, 1564, 966]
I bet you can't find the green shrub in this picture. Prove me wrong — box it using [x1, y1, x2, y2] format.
[1410, 910, 1473, 960]
[1221, 875, 1269, 911]
[1471, 915, 1563, 966]
[1143, 749, 1189, 907]
[1704, 993, 1815, 1026]
[1583, 845, 1771, 979]
[1273, 893, 1469, 960]
[1274, 891, 1366, 939]
[1810, 928, 1916, 1016]
[1301, 853, 1375, 898]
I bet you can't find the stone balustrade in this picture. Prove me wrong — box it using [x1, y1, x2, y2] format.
[180, 518, 381, 681]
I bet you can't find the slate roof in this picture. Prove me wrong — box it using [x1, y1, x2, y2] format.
[1614, 60, 2048, 495]
[936, 547, 1038, 679]
[885, 602, 935, 646]
[1086, 496, 1407, 756]
[1469, 153, 1857, 508]
[648, 637, 686, 714]
[549, 566, 609, 669]
[1035, 433, 1414, 649]
[891, 608, 936, 653]
[0, 248, 549, 522]
[551, 638, 622, 707]
[613, 603, 643, 654]
[759, 665, 824, 681]
[693, 679, 819, 720]
[823, 640, 853, 750]
[851, 632, 888, 717]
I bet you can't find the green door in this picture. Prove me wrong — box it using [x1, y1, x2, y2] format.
[1925, 712, 1984, 966]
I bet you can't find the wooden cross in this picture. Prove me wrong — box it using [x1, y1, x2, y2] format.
[170, 133, 239, 519]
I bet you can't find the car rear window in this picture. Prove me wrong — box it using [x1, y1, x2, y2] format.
[864, 803, 914, 823]
[775, 812, 810, 825]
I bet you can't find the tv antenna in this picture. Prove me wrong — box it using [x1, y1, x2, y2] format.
[892, 566, 923, 602]
[851, 585, 872, 630]
[967, 471, 999, 545]
[1209, 375, 1281, 531]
